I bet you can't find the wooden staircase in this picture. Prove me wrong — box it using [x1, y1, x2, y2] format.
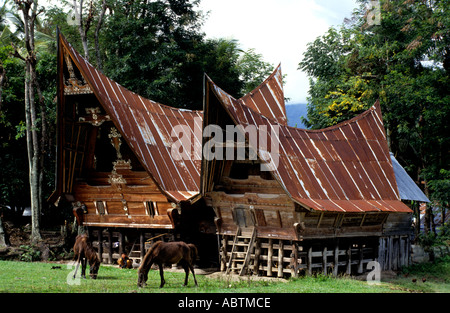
[226, 227, 257, 276]
[128, 239, 143, 265]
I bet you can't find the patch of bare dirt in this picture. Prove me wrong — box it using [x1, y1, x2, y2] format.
[206, 271, 288, 282]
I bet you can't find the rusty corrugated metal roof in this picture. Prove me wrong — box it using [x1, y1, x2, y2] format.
[205, 73, 412, 213]
[238, 64, 287, 125]
[60, 34, 201, 202]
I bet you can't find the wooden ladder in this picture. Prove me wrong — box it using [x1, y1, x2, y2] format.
[226, 227, 257, 276]
[128, 238, 142, 264]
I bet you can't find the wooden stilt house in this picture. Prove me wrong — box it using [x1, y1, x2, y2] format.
[49, 32, 422, 274]
[202, 67, 414, 277]
[49, 32, 217, 265]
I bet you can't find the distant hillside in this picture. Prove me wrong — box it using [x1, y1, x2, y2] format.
[286, 103, 308, 129]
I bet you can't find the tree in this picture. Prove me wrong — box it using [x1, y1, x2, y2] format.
[97, 0, 276, 110]
[93, 0, 106, 71]
[0, 44, 29, 219]
[0, 6, 29, 219]
[237, 48, 275, 95]
[299, 0, 450, 234]
[0, 3, 8, 109]
[99, 0, 204, 108]
[70, 0, 93, 60]
[12, 0, 45, 243]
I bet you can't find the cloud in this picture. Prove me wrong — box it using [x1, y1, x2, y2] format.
[199, 0, 358, 104]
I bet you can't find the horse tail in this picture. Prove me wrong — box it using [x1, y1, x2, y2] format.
[188, 243, 198, 265]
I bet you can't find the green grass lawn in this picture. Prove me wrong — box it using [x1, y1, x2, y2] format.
[0, 257, 449, 293]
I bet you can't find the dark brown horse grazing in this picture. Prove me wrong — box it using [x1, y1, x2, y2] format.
[73, 234, 101, 279]
[137, 241, 198, 288]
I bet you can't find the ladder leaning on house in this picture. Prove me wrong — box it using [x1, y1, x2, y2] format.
[226, 227, 257, 276]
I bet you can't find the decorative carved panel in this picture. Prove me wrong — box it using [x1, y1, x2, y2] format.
[63, 50, 93, 95]
[79, 107, 110, 126]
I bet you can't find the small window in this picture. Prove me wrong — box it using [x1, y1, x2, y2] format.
[254, 209, 266, 226]
[145, 201, 158, 218]
[233, 208, 255, 227]
[96, 201, 106, 215]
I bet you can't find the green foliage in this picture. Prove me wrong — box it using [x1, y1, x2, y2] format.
[320, 76, 373, 127]
[238, 48, 278, 95]
[0, 43, 29, 208]
[100, 0, 204, 108]
[98, 1, 275, 109]
[19, 245, 42, 262]
[402, 255, 450, 282]
[300, 27, 351, 80]
[427, 169, 450, 207]
[299, 0, 450, 207]
[418, 223, 450, 248]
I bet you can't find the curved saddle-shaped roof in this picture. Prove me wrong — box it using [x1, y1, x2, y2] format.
[59, 33, 201, 202]
[205, 73, 411, 213]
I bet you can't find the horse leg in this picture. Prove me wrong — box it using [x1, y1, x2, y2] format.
[81, 257, 87, 279]
[188, 262, 198, 287]
[73, 255, 81, 279]
[158, 263, 165, 288]
[182, 262, 189, 287]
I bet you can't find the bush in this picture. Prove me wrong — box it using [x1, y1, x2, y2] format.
[418, 223, 450, 248]
[402, 255, 450, 283]
[19, 245, 41, 262]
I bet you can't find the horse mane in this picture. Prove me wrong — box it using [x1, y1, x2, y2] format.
[139, 241, 162, 272]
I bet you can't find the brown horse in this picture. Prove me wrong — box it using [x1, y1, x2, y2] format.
[73, 234, 101, 279]
[137, 241, 198, 288]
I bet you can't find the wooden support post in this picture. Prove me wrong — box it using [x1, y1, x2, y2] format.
[307, 246, 312, 276]
[399, 236, 405, 267]
[140, 231, 145, 259]
[267, 239, 273, 276]
[220, 235, 227, 272]
[403, 236, 408, 267]
[406, 235, 411, 267]
[378, 237, 384, 271]
[346, 244, 352, 275]
[278, 240, 284, 278]
[254, 238, 261, 275]
[322, 246, 327, 275]
[118, 231, 124, 256]
[393, 236, 399, 271]
[333, 241, 339, 277]
[97, 229, 103, 261]
[388, 236, 393, 271]
[358, 243, 364, 274]
[291, 242, 299, 278]
[107, 229, 113, 264]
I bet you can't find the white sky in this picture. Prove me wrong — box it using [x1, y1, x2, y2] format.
[199, 0, 359, 104]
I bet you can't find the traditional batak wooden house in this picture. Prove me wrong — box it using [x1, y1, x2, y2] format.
[51, 32, 424, 275]
[49, 32, 217, 265]
[202, 67, 417, 277]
